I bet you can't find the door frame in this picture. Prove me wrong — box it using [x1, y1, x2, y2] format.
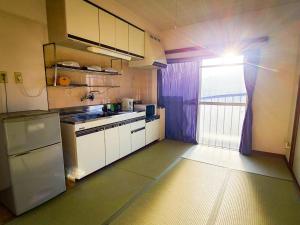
[289, 74, 300, 167]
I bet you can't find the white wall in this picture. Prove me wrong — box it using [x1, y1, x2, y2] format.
[161, 2, 300, 155]
[0, 0, 48, 113]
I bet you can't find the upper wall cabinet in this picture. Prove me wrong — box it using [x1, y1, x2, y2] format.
[115, 18, 129, 52]
[46, 0, 145, 59]
[99, 9, 116, 48]
[65, 0, 99, 44]
[129, 25, 145, 57]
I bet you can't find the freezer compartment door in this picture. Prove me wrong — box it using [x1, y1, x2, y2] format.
[4, 113, 61, 156]
[8, 143, 66, 215]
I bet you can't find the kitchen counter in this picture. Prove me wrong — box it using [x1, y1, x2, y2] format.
[61, 111, 146, 132]
[57, 104, 145, 126]
[60, 109, 148, 180]
[60, 111, 133, 124]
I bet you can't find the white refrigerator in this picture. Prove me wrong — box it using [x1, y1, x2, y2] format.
[0, 111, 66, 215]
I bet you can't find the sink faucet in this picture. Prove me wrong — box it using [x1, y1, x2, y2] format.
[81, 91, 99, 102]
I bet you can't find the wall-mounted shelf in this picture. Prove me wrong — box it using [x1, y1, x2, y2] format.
[43, 43, 123, 87]
[47, 84, 120, 88]
[43, 43, 122, 109]
[46, 64, 122, 76]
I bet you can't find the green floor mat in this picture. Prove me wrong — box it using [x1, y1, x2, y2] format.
[110, 159, 228, 225]
[214, 170, 300, 225]
[6, 167, 152, 225]
[182, 145, 293, 180]
[115, 139, 194, 179]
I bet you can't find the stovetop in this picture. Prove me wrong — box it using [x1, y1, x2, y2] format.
[60, 111, 132, 124]
[72, 111, 119, 121]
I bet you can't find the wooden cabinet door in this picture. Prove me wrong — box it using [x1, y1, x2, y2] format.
[115, 18, 129, 52]
[105, 125, 120, 165]
[65, 0, 99, 43]
[99, 9, 115, 48]
[135, 28, 145, 56]
[129, 25, 145, 57]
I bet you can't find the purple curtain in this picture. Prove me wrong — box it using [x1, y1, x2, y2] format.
[158, 61, 200, 143]
[239, 49, 261, 155]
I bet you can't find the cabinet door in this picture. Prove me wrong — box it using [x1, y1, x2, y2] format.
[99, 9, 115, 48]
[76, 130, 106, 178]
[146, 122, 154, 145]
[65, 0, 99, 43]
[105, 126, 120, 165]
[115, 18, 129, 52]
[153, 119, 160, 141]
[129, 25, 145, 57]
[119, 123, 131, 158]
[146, 119, 160, 145]
[131, 129, 146, 152]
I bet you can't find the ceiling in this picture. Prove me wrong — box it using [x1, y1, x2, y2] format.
[115, 0, 299, 30]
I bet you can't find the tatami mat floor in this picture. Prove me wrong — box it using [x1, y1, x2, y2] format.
[182, 145, 293, 180]
[1, 140, 300, 225]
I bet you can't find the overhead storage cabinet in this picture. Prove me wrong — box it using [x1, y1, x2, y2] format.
[129, 25, 145, 57]
[65, 0, 99, 43]
[99, 9, 116, 48]
[115, 18, 129, 52]
[47, 0, 145, 58]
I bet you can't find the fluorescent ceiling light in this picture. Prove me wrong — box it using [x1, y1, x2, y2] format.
[87, 46, 131, 61]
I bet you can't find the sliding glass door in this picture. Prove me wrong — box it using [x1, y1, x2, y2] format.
[198, 56, 247, 150]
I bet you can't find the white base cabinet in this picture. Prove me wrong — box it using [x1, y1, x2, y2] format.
[131, 120, 146, 152]
[75, 128, 106, 179]
[105, 124, 120, 165]
[61, 112, 161, 180]
[119, 122, 132, 158]
[146, 119, 160, 145]
[131, 128, 146, 152]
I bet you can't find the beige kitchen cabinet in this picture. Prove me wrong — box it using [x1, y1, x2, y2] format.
[129, 25, 145, 57]
[65, 0, 99, 43]
[99, 9, 116, 48]
[115, 18, 129, 52]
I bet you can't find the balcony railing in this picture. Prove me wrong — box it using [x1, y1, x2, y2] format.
[198, 93, 247, 150]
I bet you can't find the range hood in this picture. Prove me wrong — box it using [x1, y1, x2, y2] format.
[129, 33, 167, 69]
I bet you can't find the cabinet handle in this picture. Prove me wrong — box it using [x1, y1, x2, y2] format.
[131, 127, 145, 133]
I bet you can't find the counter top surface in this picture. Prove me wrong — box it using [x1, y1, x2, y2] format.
[60, 110, 145, 125]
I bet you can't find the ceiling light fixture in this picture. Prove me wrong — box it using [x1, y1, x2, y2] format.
[87, 46, 132, 61]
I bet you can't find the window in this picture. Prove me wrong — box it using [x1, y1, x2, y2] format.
[198, 55, 246, 150]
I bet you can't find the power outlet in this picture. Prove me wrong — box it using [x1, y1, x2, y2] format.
[0, 71, 8, 83]
[14, 72, 23, 84]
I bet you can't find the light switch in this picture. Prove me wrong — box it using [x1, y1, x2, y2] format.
[14, 72, 23, 84]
